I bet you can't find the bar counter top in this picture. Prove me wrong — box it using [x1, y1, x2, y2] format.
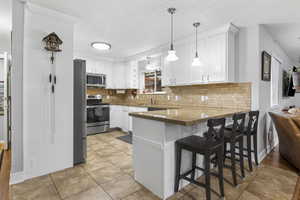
[109, 103, 180, 109]
[129, 107, 249, 126]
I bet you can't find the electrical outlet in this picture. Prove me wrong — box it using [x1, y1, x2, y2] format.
[201, 96, 205, 102]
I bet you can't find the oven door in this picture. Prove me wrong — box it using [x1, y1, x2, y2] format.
[86, 105, 110, 126]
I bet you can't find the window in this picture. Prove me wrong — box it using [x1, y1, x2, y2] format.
[144, 70, 162, 93]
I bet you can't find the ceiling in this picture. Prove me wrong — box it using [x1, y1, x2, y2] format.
[2, 0, 300, 60]
[265, 23, 300, 64]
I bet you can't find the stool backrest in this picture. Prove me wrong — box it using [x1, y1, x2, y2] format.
[206, 118, 226, 145]
[246, 111, 259, 135]
[232, 113, 246, 137]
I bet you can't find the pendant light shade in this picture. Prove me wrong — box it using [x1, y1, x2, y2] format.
[167, 50, 178, 62]
[192, 22, 203, 66]
[166, 8, 178, 62]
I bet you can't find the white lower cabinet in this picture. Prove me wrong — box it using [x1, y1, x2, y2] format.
[110, 105, 148, 132]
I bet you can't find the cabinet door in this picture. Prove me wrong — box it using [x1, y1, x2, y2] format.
[206, 33, 226, 82]
[110, 106, 118, 128]
[161, 55, 172, 86]
[113, 63, 126, 89]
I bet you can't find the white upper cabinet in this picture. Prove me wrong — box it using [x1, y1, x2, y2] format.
[106, 60, 139, 89]
[125, 60, 139, 89]
[162, 24, 238, 86]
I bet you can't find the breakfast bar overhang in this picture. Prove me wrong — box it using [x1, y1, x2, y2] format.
[129, 108, 248, 199]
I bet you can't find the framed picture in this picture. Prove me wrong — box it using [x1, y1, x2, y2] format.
[262, 51, 271, 81]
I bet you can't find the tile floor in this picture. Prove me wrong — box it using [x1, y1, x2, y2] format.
[10, 131, 299, 200]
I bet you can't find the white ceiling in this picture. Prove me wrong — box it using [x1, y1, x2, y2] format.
[265, 23, 300, 64]
[2, 0, 300, 59]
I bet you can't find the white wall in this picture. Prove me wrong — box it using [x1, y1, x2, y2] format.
[0, 33, 11, 54]
[237, 24, 298, 161]
[11, 0, 25, 176]
[11, 2, 75, 182]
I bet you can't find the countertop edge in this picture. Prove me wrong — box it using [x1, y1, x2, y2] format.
[129, 109, 249, 126]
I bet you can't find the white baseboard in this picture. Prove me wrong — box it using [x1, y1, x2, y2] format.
[10, 171, 25, 185]
[258, 141, 279, 164]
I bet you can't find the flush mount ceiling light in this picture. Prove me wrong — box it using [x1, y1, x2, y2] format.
[91, 42, 111, 51]
[166, 8, 178, 62]
[192, 22, 203, 67]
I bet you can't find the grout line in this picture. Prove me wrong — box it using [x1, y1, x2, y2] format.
[85, 170, 114, 200]
[49, 174, 63, 200]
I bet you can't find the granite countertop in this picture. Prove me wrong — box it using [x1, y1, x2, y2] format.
[109, 103, 180, 109]
[129, 107, 249, 126]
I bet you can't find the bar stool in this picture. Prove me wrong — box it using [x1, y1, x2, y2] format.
[225, 111, 260, 171]
[223, 113, 246, 186]
[174, 118, 226, 200]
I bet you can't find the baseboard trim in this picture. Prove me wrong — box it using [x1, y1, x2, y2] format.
[10, 171, 25, 185]
[258, 142, 279, 164]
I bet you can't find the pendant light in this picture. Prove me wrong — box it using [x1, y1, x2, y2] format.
[192, 22, 203, 66]
[166, 8, 178, 62]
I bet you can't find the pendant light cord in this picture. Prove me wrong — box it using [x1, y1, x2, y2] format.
[171, 12, 174, 50]
[195, 26, 198, 56]
[193, 22, 200, 57]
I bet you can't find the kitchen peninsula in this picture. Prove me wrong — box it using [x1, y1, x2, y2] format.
[129, 107, 249, 199]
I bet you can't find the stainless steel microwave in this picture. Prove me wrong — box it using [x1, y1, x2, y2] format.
[86, 73, 106, 87]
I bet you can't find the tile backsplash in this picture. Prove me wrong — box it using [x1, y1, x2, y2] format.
[87, 82, 251, 110]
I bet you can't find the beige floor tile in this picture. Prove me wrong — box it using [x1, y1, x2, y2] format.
[181, 186, 205, 200]
[12, 183, 60, 200]
[101, 174, 142, 200]
[238, 191, 262, 200]
[107, 131, 126, 138]
[88, 165, 124, 185]
[64, 186, 112, 200]
[96, 147, 120, 158]
[11, 175, 53, 192]
[51, 166, 86, 182]
[122, 187, 161, 200]
[166, 191, 184, 200]
[106, 152, 131, 165]
[53, 174, 98, 199]
[95, 134, 115, 142]
[82, 158, 115, 172]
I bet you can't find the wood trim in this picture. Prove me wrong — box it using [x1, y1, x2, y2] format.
[0, 150, 11, 200]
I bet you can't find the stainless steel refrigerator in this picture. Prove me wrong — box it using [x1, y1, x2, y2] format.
[73, 59, 87, 165]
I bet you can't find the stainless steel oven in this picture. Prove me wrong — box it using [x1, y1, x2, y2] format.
[86, 95, 109, 135]
[86, 73, 106, 87]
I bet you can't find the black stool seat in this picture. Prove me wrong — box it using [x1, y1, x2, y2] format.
[176, 135, 220, 152]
